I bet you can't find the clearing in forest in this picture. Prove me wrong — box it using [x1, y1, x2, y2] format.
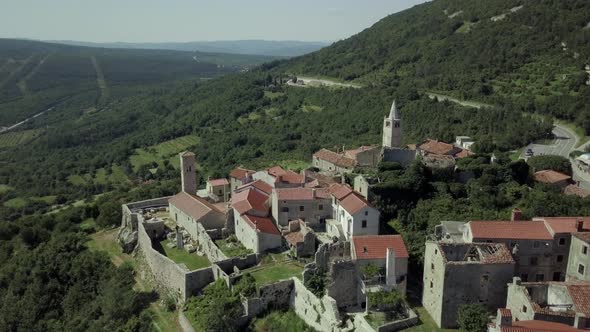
[91, 55, 110, 105]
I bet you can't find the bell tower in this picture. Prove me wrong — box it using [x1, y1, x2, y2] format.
[180, 151, 197, 194]
[382, 100, 402, 148]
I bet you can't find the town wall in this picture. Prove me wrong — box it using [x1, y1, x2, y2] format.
[290, 277, 342, 332]
[328, 260, 358, 309]
[315, 241, 351, 272]
[121, 196, 171, 230]
[194, 222, 228, 262]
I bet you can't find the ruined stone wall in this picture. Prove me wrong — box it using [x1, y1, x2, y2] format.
[327, 260, 358, 309]
[290, 277, 342, 332]
[315, 241, 351, 272]
[194, 222, 228, 262]
[121, 196, 171, 230]
[216, 254, 259, 274]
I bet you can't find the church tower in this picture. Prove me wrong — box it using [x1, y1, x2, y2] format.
[382, 100, 402, 148]
[180, 151, 197, 194]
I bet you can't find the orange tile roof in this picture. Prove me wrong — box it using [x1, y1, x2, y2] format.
[469, 221, 553, 240]
[242, 214, 280, 235]
[418, 139, 458, 156]
[454, 149, 474, 158]
[343, 145, 379, 159]
[499, 320, 584, 332]
[278, 170, 305, 185]
[499, 308, 512, 318]
[208, 178, 229, 186]
[229, 167, 255, 180]
[567, 284, 590, 317]
[328, 183, 354, 200]
[534, 170, 571, 184]
[536, 217, 590, 234]
[268, 166, 287, 177]
[231, 188, 269, 215]
[352, 235, 409, 260]
[169, 192, 223, 221]
[340, 192, 371, 215]
[313, 148, 356, 168]
[237, 180, 273, 195]
[564, 185, 590, 198]
[275, 188, 330, 201]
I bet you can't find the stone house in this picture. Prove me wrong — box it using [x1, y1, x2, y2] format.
[351, 235, 409, 294]
[353, 175, 380, 201]
[312, 148, 356, 174]
[252, 166, 306, 188]
[422, 241, 515, 329]
[206, 178, 230, 202]
[271, 187, 331, 228]
[417, 139, 473, 159]
[455, 136, 475, 150]
[284, 220, 316, 257]
[229, 167, 255, 192]
[566, 232, 590, 281]
[329, 184, 379, 240]
[504, 278, 590, 329]
[169, 191, 226, 239]
[343, 146, 381, 168]
[488, 308, 585, 332]
[231, 183, 281, 253]
[534, 170, 572, 189]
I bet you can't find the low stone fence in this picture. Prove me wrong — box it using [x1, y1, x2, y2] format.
[375, 306, 419, 332]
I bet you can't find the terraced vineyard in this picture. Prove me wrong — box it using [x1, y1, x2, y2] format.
[0, 129, 42, 148]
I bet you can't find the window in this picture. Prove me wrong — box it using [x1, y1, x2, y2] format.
[522, 306, 527, 313]
[533, 241, 540, 249]
[530, 257, 538, 266]
[481, 275, 489, 282]
[521, 273, 528, 282]
[557, 255, 564, 263]
[386, 121, 391, 128]
[553, 272, 562, 281]
[394, 122, 400, 128]
[434, 249, 438, 255]
[535, 274, 545, 282]
[364, 211, 368, 216]
[281, 207, 289, 213]
[362, 220, 367, 228]
[559, 237, 566, 246]
[431, 263, 435, 270]
[430, 281, 433, 288]
[299, 206, 304, 212]
[318, 204, 323, 210]
[175, 213, 178, 221]
[583, 246, 588, 255]
[579, 264, 586, 275]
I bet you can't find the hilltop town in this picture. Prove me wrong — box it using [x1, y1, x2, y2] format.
[117, 100, 590, 332]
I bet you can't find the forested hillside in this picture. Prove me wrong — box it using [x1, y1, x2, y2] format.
[283, 0, 590, 132]
[0, 39, 271, 125]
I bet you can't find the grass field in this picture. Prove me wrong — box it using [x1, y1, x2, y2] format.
[94, 165, 129, 184]
[405, 307, 458, 332]
[130, 135, 200, 172]
[158, 239, 211, 271]
[242, 253, 304, 286]
[0, 129, 43, 148]
[3, 197, 27, 208]
[32, 195, 57, 204]
[302, 104, 323, 113]
[215, 237, 253, 257]
[276, 159, 310, 171]
[264, 91, 285, 100]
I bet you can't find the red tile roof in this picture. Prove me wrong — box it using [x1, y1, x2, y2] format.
[534, 170, 571, 184]
[236, 180, 273, 195]
[352, 235, 409, 260]
[278, 170, 305, 185]
[454, 149, 474, 159]
[242, 214, 280, 235]
[268, 166, 287, 177]
[328, 183, 354, 200]
[343, 146, 379, 159]
[499, 308, 512, 318]
[275, 187, 330, 201]
[499, 320, 584, 332]
[313, 149, 356, 168]
[231, 189, 269, 215]
[418, 139, 458, 156]
[169, 192, 223, 221]
[573, 232, 590, 244]
[285, 231, 304, 246]
[229, 167, 255, 180]
[340, 192, 371, 215]
[536, 217, 590, 234]
[567, 284, 590, 317]
[208, 178, 229, 187]
[469, 221, 553, 240]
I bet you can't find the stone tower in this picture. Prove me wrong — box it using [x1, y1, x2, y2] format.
[382, 100, 402, 148]
[180, 151, 197, 194]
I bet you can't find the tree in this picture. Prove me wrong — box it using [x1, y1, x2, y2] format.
[96, 201, 121, 227]
[527, 155, 572, 176]
[185, 280, 242, 331]
[457, 304, 490, 332]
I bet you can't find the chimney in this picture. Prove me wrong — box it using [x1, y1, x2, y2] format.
[577, 218, 584, 232]
[511, 208, 522, 222]
[385, 248, 397, 287]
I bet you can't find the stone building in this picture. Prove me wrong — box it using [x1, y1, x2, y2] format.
[382, 100, 402, 149]
[351, 235, 409, 294]
[422, 241, 515, 328]
[329, 183, 379, 240]
[343, 146, 381, 168]
[312, 148, 356, 174]
[353, 175, 380, 201]
[455, 136, 475, 150]
[566, 232, 590, 281]
[504, 278, 590, 329]
[416, 139, 473, 159]
[205, 178, 230, 202]
[284, 220, 317, 257]
[534, 170, 572, 189]
[252, 166, 306, 188]
[180, 151, 197, 194]
[271, 187, 331, 228]
[229, 167, 255, 192]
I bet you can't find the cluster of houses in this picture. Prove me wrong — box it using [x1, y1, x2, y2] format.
[426, 212, 590, 330]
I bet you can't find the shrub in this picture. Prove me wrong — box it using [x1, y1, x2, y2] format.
[457, 304, 490, 332]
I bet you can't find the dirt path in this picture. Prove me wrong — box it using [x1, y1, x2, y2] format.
[91, 56, 109, 105]
[426, 92, 491, 109]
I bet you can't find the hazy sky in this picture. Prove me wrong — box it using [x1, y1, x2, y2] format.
[0, 0, 429, 43]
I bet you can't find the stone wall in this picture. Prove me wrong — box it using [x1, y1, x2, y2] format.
[328, 260, 358, 309]
[194, 222, 228, 262]
[216, 253, 260, 274]
[290, 277, 342, 332]
[315, 241, 351, 272]
[137, 220, 214, 301]
[376, 307, 419, 332]
[122, 197, 172, 230]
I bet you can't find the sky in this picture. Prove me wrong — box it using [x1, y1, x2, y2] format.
[0, 0, 429, 43]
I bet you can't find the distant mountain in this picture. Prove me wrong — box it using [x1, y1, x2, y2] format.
[49, 40, 330, 57]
